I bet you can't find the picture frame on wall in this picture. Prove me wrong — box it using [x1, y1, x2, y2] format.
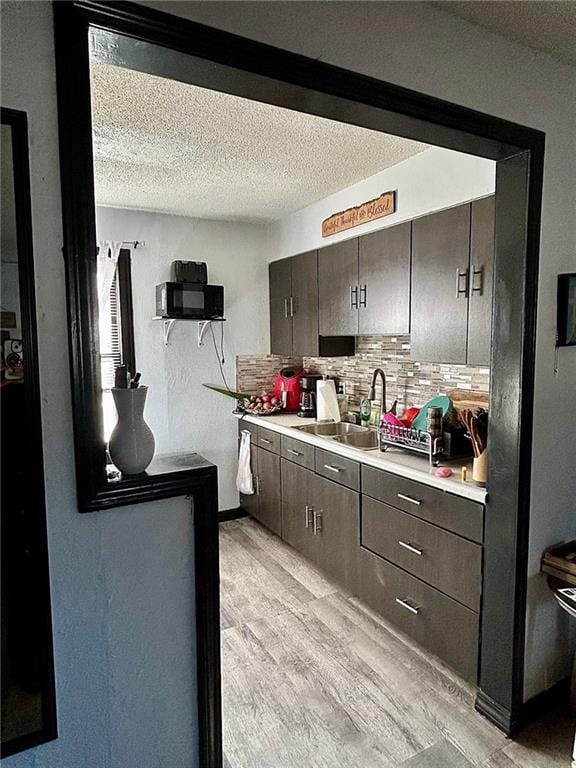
[557, 273, 576, 347]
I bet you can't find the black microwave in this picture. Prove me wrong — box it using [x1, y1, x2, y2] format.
[155, 282, 224, 319]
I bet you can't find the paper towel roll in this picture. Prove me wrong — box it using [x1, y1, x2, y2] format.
[316, 379, 341, 423]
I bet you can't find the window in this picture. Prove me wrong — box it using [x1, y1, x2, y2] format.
[98, 248, 135, 440]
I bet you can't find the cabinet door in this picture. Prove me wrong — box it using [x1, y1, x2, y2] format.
[467, 196, 494, 366]
[310, 475, 360, 590]
[239, 441, 259, 519]
[291, 250, 319, 356]
[411, 205, 470, 363]
[280, 459, 317, 561]
[269, 259, 292, 355]
[318, 238, 359, 336]
[358, 223, 411, 334]
[255, 446, 282, 536]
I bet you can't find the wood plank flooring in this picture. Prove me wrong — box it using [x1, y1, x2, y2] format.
[220, 517, 574, 768]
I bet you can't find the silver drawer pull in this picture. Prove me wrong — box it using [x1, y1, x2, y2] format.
[395, 598, 420, 615]
[313, 510, 323, 535]
[287, 448, 302, 456]
[261, 438, 273, 445]
[397, 493, 421, 506]
[323, 464, 341, 473]
[305, 504, 313, 528]
[398, 540, 423, 556]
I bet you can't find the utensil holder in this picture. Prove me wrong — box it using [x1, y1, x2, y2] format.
[472, 449, 488, 486]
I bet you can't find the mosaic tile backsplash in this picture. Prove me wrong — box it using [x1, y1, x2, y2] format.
[237, 336, 490, 414]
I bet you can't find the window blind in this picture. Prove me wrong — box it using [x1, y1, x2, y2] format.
[100, 269, 123, 390]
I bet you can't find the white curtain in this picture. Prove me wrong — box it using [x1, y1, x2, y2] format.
[96, 240, 122, 312]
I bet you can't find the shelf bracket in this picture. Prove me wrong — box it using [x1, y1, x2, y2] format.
[163, 319, 176, 347]
[198, 320, 212, 348]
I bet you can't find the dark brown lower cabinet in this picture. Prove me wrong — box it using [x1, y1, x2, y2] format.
[281, 459, 317, 562]
[255, 446, 282, 536]
[281, 458, 359, 589]
[357, 546, 479, 683]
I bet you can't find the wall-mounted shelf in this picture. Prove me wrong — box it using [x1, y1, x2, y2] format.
[152, 317, 226, 347]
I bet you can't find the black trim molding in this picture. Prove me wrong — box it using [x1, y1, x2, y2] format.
[53, 1, 546, 764]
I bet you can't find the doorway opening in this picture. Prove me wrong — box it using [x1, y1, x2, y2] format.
[54, 3, 557, 766]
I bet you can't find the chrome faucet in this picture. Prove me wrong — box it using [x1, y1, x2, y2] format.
[368, 368, 387, 416]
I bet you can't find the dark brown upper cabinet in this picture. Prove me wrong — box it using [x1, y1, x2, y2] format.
[318, 224, 411, 338]
[270, 251, 318, 357]
[467, 196, 495, 366]
[270, 251, 354, 357]
[291, 250, 319, 356]
[358, 222, 411, 334]
[269, 257, 293, 356]
[411, 204, 471, 364]
[411, 198, 494, 365]
[318, 238, 359, 336]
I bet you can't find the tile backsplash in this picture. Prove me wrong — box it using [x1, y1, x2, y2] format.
[237, 335, 490, 413]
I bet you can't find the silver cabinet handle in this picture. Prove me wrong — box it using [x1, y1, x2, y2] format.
[305, 504, 313, 529]
[284, 298, 289, 318]
[397, 493, 421, 506]
[313, 510, 323, 535]
[359, 284, 367, 308]
[287, 448, 302, 457]
[395, 598, 420, 615]
[289, 296, 294, 316]
[456, 267, 468, 298]
[323, 464, 341, 474]
[255, 475, 260, 495]
[350, 285, 358, 309]
[398, 540, 423, 556]
[470, 264, 484, 296]
[261, 438, 273, 445]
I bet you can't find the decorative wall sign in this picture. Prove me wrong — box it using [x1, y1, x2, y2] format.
[322, 191, 396, 237]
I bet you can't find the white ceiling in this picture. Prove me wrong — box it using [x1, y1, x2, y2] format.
[434, 1, 576, 67]
[90, 64, 428, 222]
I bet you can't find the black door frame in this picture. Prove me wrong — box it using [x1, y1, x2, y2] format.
[1, 108, 58, 758]
[53, 1, 545, 763]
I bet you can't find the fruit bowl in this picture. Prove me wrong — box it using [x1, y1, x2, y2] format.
[237, 390, 284, 417]
[237, 401, 284, 417]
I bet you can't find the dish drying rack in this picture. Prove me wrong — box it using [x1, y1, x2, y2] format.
[378, 422, 444, 466]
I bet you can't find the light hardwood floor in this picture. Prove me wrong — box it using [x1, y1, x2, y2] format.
[220, 517, 574, 768]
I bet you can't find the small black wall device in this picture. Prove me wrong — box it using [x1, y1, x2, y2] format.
[171, 260, 208, 284]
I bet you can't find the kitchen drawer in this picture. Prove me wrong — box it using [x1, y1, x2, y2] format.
[315, 448, 360, 491]
[238, 420, 258, 445]
[281, 435, 315, 470]
[361, 465, 483, 543]
[357, 546, 479, 682]
[258, 426, 281, 454]
[362, 496, 482, 611]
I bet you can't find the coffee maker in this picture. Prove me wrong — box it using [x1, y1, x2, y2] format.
[298, 374, 323, 418]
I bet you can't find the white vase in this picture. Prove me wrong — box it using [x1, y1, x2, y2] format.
[109, 386, 155, 475]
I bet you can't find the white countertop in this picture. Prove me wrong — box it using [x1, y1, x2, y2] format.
[238, 413, 487, 504]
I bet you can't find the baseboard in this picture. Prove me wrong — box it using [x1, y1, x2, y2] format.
[475, 690, 515, 736]
[217, 507, 248, 523]
[475, 677, 570, 738]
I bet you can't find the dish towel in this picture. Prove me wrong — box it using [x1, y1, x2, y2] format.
[236, 429, 254, 495]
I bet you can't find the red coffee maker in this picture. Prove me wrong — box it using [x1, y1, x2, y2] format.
[274, 367, 304, 413]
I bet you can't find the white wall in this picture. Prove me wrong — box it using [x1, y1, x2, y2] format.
[96, 206, 269, 510]
[2, 4, 575, 766]
[271, 147, 495, 259]
[1, 4, 199, 767]
[143, 0, 576, 705]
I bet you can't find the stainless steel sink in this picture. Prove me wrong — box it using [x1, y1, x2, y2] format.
[294, 422, 368, 437]
[332, 431, 380, 450]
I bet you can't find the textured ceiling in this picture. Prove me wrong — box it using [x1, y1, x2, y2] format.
[434, 1, 576, 67]
[90, 64, 428, 221]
